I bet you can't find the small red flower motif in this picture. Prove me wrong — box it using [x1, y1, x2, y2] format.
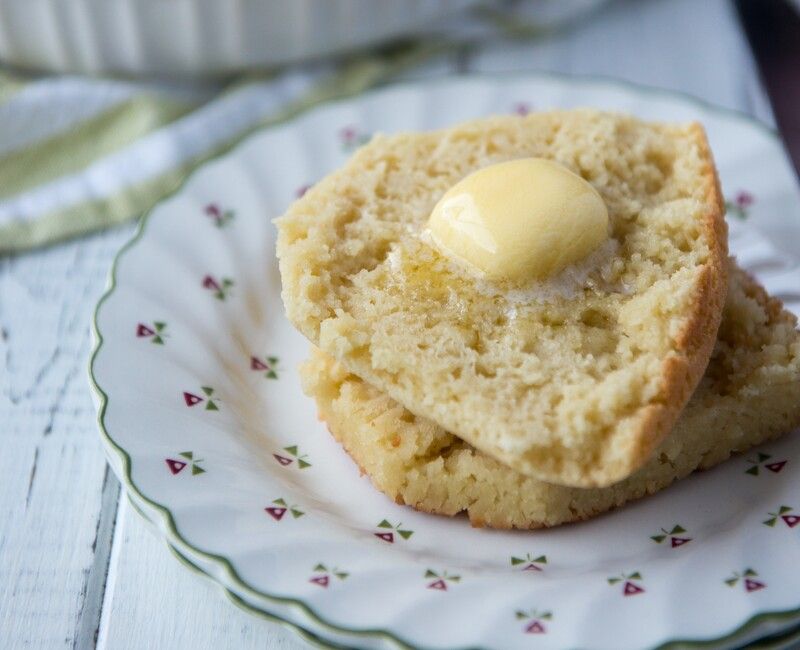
[608, 571, 645, 596]
[272, 445, 311, 469]
[745, 452, 787, 476]
[726, 190, 755, 220]
[165, 459, 186, 474]
[183, 386, 220, 411]
[309, 563, 348, 588]
[339, 126, 370, 151]
[340, 126, 357, 143]
[204, 203, 235, 228]
[651, 524, 691, 548]
[202, 275, 234, 300]
[424, 569, 460, 591]
[726, 568, 766, 592]
[165, 451, 205, 475]
[264, 498, 304, 521]
[136, 321, 167, 344]
[763, 505, 800, 528]
[513, 102, 532, 116]
[515, 609, 552, 634]
[373, 519, 413, 543]
[251, 355, 280, 379]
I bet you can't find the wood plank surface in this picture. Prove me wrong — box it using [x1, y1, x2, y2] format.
[97, 500, 306, 649]
[1, 228, 132, 649]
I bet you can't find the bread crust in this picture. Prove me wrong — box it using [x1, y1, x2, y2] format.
[618, 123, 729, 481]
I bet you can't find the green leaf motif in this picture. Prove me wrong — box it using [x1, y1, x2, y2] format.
[290, 508, 304, 519]
[746, 466, 759, 476]
[398, 529, 413, 540]
[285, 445, 299, 456]
[608, 577, 620, 585]
[273, 498, 287, 506]
[630, 572, 642, 580]
[764, 518, 777, 527]
[152, 336, 164, 345]
[425, 569, 437, 578]
[314, 563, 326, 572]
[671, 525, 686, 534]
[205, 400, 219, 411]
[515, 611, 526, 620]
[510, 557, 523, 566]
[534, 555, 547, 564]
[202, 386, 214, 396]
[651, 535, 666, 543]
[175, 450, 204, 476]
[298, 459, 311, 469]
[154, 321, 166, 331]
[377, 519, 392, 529]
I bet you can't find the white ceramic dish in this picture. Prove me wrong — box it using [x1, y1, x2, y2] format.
[0, 0, 477, 76]
[91, 72, 800, 649]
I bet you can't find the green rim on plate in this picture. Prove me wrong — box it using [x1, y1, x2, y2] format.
[89, 70, 800, 650]
[125, 494, 349, 650]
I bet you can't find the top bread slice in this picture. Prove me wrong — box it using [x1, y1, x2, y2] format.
[276, 110, 727, 487]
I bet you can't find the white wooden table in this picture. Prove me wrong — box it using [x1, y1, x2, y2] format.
[0, 1, 781, 647]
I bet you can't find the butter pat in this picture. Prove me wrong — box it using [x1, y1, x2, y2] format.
[426, 158, 609, 283]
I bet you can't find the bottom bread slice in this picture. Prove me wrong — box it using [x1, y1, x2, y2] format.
[299, 264, 800, 529]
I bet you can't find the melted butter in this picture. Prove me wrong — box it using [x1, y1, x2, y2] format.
[389, 236, 621, 311]
[426, 158, 609, 283]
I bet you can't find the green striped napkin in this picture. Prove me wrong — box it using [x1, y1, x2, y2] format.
[0, 40, 454, 255]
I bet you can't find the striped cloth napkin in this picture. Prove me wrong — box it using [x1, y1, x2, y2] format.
[0, 48, 436, 255]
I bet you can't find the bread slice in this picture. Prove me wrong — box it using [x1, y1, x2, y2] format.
[300, 264, 800, 529]
[277, 110, 727, 487]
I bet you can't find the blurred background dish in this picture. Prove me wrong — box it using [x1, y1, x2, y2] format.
[0, 0, 618, 77]
[0, 0, 480, 76]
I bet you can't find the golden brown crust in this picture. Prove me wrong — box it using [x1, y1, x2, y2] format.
[621, 124, 729, 479]
[317, 378, 795, 529]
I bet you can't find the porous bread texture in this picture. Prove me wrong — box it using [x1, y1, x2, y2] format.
[277, 110, 728, 488]
[300, 264, 800, 529]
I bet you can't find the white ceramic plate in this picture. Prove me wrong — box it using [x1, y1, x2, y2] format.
[0, 0, 477, 76]
[91, 73, 800, 650]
